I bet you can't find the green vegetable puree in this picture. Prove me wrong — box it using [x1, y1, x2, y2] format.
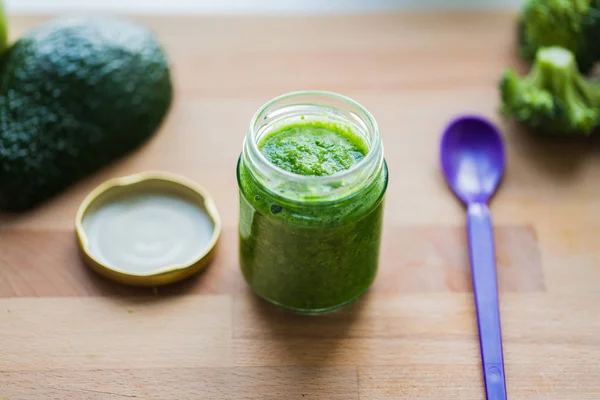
[238, 121, 387, 313]
[259, 121, 368, 176]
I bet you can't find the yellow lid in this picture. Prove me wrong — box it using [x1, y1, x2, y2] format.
[75, 171, 221, 287]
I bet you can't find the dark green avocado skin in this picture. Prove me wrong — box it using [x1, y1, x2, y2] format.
[0, 17, 173, 211]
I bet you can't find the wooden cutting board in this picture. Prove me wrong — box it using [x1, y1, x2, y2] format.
[2, 12, 600, 399]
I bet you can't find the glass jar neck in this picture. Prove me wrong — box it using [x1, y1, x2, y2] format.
[242, 90, 384, 204]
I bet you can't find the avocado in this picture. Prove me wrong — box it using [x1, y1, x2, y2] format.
[0, 17, 173, 211]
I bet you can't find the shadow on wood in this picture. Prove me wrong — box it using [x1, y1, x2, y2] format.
[237, 290, 372, 365]
[80, 256, 211, 301]
[505, 120, 600, 180]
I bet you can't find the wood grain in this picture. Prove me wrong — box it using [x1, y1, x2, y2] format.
[0, 296, 233, 371]
[1, 11, 600, 399]
[1, 367, 360, 400]
[0, 225, 542, 297]
[359, 364, 600, 400]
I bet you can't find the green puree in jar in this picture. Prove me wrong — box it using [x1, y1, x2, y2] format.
[238, 120, 387, 313]
[259, 121, 368, 176]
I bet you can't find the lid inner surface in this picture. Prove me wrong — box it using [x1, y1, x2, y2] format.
[81, 184, 215, 275]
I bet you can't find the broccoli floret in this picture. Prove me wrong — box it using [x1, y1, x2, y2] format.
[519, 0, 600, 74]
[499, 46, 600, 136]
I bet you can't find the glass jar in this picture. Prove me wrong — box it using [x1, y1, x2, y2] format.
[236, 90, 388, 314]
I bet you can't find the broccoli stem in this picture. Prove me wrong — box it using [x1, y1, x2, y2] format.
[534, 46, 600, 108]
[532, 47, 577, 97]
[531, 47, 599, 128]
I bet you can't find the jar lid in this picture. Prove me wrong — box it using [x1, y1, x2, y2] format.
[75, 171, 221, 287]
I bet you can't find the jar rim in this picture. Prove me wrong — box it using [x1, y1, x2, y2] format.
[247, 90, 382, 185]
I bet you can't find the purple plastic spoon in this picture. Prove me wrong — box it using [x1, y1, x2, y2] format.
[440, 115, 508, 400]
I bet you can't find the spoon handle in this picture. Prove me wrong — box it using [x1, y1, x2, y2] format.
[467, 203, 508, 400]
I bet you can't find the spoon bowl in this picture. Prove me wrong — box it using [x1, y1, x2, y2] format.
[441, 116, 505, 205]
